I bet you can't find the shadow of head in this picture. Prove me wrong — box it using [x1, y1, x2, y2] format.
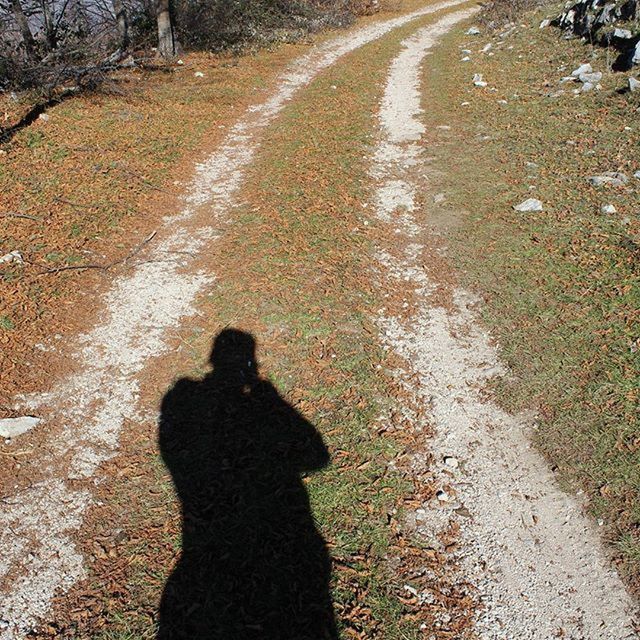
[209, 327, 258, 385]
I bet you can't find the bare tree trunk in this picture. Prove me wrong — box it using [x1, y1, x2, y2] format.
[113, 0, 129, 49]
[156, 0, 176, 58]
[10, 0, 36, 58]
[41, 0, 57, 50]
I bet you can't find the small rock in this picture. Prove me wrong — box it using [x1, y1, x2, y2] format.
[436, 489, 449, 502]
[473, 73, 487, 87]
[629, 77, 640, 92]
[525, 161, 539, 169]
[578, 71, 602, 84]
[0, 620, 9, 631]
[513, 198, 543, 212]
[481, 43, 492, 53]
[601, 204, 617, 214]
[581, 82, 594, 92]
[634, 170, 640, 179]
[0, 416, 41, 439]
[176, 59, 184, 65]
[499, 25, 516, 38]
[193, 71, 204, 78]
[498, 99, 508, 104]
[461, 101, 470, 106]
[614, 28, 632, 39]
[466, 26, 480, 35]
[455, 505, 472, 518]
[461, 56, 471, 61]
[588, 172, 629, 187]
[0, 250, 23, 265]
[571, 63, 592, 77]
[461, 49, 472, 54]
[539, 18, 551, 29]
[444, 456, 459, 469]
[38, 113, 50, 122]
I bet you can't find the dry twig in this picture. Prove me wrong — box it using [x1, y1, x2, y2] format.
[39, 230, 158, 274]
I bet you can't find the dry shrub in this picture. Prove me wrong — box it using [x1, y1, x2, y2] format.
[1, 0, 405, 96]
[480, 0, 544, 26]
[174, 0, 356, 52]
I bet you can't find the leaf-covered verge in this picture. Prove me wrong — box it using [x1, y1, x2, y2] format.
[29, 5, 477, 638]
[0, 49, 311, 410]
[420, 4, 640, 589]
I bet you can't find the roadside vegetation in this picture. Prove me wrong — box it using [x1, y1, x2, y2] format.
[421, 3, 640, 588]
[0, 0, 386, 99]
[0, 0, 399, 408]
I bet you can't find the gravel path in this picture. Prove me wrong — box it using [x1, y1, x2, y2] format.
[371, 10, 638, 639]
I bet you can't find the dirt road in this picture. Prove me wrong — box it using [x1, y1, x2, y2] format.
[0, 1, 637, 638]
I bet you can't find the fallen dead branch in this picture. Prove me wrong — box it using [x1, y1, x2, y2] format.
[38, 230, 157, 275]
[0, 212, 41, 221]
[113, 163, 175, 194]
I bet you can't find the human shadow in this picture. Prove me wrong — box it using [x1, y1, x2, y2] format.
[157, 328, 337, 640]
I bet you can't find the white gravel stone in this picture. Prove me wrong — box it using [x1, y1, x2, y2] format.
[444, 456, 459, 469]
[513, 198, 543, 212]
[571, 62, 592, 76]
[473, 73, 487, 87]
[588, 172, 628, 187]
[0, 416, 41, 439]
[614, 28, 632, 39]
[579, 71, 602, 84]
[0, 251, 23, 265]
